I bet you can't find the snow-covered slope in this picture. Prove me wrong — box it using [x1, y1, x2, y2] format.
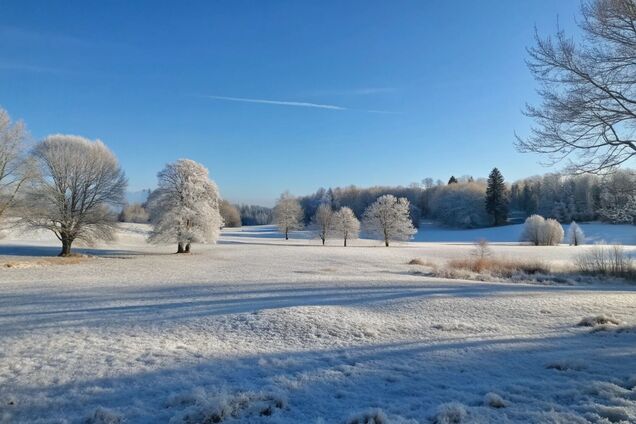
[0, 224, 634, 423]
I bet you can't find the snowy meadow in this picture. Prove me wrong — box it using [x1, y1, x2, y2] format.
[1, 224, 635, 423]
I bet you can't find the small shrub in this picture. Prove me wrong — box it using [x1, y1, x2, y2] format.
[472, 239, 492, 260]
[484, 392, 506, 409]
[575, 244, 635, 279]
[577, 315, 621, 327]
[433, 402, 467, 424]
[521, 215, 563, 246]
[346, 409, 388, 424]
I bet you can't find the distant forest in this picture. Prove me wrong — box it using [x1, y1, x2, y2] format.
[296, 169, 636, 229]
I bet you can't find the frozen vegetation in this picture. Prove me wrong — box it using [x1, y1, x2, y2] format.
[0, 223, 635, 423]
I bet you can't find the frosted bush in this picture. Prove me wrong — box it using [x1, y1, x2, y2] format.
[484, 392, 507, 408]
[567, 221, 585, 246]
[577, 315, 621, 327]
[433, 402, 467, 424]
[346, 408, 388, 424]
[575, 243, 634, 278]
[521, 215, 563, 246]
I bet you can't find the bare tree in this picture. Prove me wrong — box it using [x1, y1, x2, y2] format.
[0, 106, 31, 223]
[147, 159, 222, 253]
[517, 0, 636, 173]
[273, 191, 304, 240]
[23, 135, 127, 256]
[362, 194, 416, 247]
[333, 206, 360, 246]
[310, 203, 334, 245]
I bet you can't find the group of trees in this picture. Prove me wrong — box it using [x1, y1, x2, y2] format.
[297, 168, 511, 230]
[274, 192, 415, 246]
[0, 106, 226, 255]
[510, 170, 636, 225]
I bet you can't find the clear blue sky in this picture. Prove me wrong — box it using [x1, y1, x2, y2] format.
[0, 1, 580, 205]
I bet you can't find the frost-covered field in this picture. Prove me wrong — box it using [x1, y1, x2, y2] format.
[1, 224, 635, 423]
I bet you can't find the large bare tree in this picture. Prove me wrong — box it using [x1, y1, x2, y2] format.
[0, 106, 31, 223]
[24, 135, 127, 256]
[517, 0, 636, 173]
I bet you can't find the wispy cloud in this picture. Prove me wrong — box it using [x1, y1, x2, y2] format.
[198, 94, 397, 114]
[200, 95, 346, 110]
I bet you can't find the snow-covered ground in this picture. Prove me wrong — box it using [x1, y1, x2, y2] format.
[0, 224, 635, 423]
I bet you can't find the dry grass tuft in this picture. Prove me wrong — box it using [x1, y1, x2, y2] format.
[2, 256, 87, 269]
[446, 257, 550, 277]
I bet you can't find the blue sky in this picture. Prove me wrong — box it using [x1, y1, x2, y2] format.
[0, 1, 580, 205]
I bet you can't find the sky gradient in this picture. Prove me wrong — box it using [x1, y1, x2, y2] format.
[0, 1, 581, 205]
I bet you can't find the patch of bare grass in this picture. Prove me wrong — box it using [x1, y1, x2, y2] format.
[446, 257, 550, 278]
[2, 256, 88, 269]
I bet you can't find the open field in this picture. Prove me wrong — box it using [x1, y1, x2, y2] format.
[1, 224, 635, 423]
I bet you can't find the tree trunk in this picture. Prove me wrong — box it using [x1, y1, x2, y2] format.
[177, 242, 184, 253]
[321, 237, 325, 246]
[285, 228, 289, 240]
[59, 237, 73, 257]
[385, 238, 389, 247]
[185, 243, 191, 253]
[344, 237, 347, 247]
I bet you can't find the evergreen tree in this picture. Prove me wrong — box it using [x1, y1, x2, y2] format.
[448, 176, 458, 185]
[485, 168, 509, 226]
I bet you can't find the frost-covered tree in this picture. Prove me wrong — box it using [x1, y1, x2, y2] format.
[310, 203, 334, 245]
[0, 107, 31, 223]
[567, 221, 585, 246]
[542, 218, 564, 246]
[273, 192, 304, 240]
[362, 194, 416, 247]
[485, 168, 509, 226]
[147, 159, 222, 253]
[23, 135, 127, 256]
[429, 182, 490, 228]
[521, 214, 545, 246]
[219, 200, 241, 227]
[333, 207, 360, 247]
[521, 214, 563, 246]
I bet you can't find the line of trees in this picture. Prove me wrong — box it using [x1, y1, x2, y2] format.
[298, 167, 636, 229]
[274, 192, 415, 246]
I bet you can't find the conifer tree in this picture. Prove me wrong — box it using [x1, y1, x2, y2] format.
[485, 167, 509, 226]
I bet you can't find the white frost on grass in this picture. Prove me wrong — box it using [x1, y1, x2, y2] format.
[0, 224, 635, 422]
